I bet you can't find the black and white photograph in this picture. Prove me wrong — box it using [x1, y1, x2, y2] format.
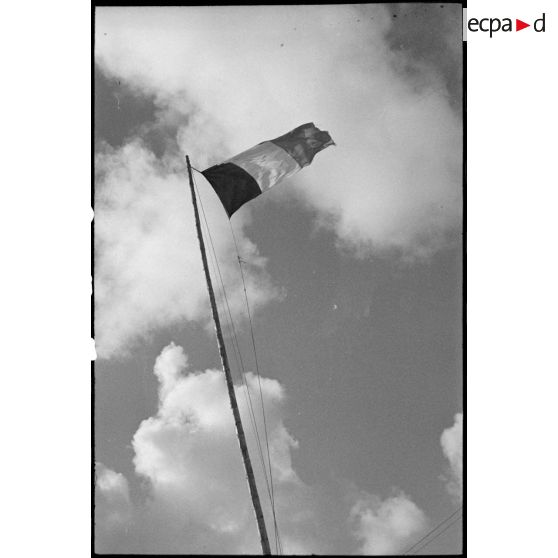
[93, 4, 463, 555]
[7, 1, 558, 557]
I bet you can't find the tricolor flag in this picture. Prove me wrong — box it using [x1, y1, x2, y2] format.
[202, 123, 334, 217]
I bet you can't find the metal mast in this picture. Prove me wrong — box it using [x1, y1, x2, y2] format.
[185, 155, 271, 555]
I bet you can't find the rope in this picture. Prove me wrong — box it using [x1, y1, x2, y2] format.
[191, 172, 282, 553]
[192, 177, 272, 496]
[229, 222, 282, 554]
[408, 514, 462, 555]
[404, 506, 462, 555]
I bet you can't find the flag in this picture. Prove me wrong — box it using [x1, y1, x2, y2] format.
[202, 123, 334, 217]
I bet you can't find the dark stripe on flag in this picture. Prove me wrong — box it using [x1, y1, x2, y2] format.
[270, 122, 335, 168]
[202, 162, 262, 217]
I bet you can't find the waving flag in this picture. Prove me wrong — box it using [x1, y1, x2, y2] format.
[202, 123, 334, 217]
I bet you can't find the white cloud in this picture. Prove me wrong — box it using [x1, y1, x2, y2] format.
[96, 463, 131, 504]
[95, 140, 280, 359]
[94, 5, 462, 356]
[440, 412, 463, 502]
[95, 462, 132, 544]
[350, 491, 428, 555]
[94, 343, 429, 554]
[95, 5, 461, 259]
[130, 342, 307, 554]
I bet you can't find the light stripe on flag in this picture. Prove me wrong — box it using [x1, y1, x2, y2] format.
[202, 123, 334, 217]
[226, 141, 300, 192]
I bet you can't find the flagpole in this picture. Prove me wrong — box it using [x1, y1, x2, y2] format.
[186, 155, 272, 556]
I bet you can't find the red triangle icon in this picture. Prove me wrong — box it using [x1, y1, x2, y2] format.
[516, 19, 530, 31]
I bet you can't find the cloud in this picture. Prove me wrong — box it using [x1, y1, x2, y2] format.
[94, 139, 280, 359]
[94, 5, 462, 356]
[95, 5, 462, 260]
[94, 342, 429, 554]
[95, 463, 132, 550]
[129, 342, 308, 554]
[350, 490, 428, 555]
[440, 412, 463, 502]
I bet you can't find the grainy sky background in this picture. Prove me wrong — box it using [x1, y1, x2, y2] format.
[94, 4, 463, 555]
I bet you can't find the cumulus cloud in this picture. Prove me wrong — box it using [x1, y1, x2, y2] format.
[440, 412, 463, 502]
[95, 4, 462, 260]
[95, 463, 132, 550]
[94, 342, 429, 554]
[350, 490, 428, 555]
[95, 139, 280, 358]
[129, 342, 309, 554]
[94, 5, 462, 356]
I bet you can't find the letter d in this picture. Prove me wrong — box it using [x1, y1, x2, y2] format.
[534, 13, 545, 32]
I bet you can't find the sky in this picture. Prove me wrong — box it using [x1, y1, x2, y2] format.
[94, 4, 463, 555]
